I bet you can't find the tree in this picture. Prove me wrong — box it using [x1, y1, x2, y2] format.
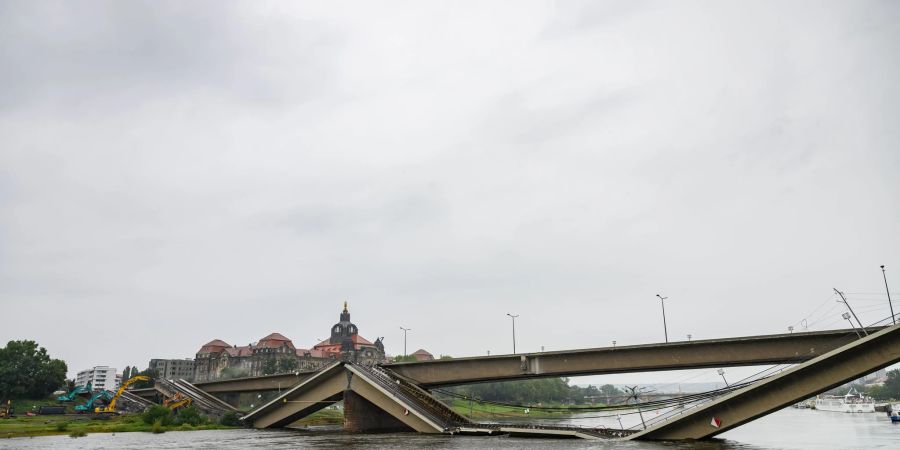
[122, 366, 131, 382]
[868, 369, 900, 400]
[277, 358, 298, 374]
[130, 368, 157, 389]
[0, 340, 68, 399]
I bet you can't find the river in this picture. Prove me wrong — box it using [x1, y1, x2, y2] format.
[4, 408, 897, 449]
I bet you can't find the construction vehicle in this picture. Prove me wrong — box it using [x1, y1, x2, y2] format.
[163, 392, 193, 411]
[75, 390, 113, 413]
[0, 400, 13, 418]
[94, 375, 150, 415]
[57, 383, 92, 402]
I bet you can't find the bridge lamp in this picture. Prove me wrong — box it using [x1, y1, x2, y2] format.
[882, 265, 896, 325]
[687, 334, 692, 342]
[656, 294, 669, 343]
[842, 312, 861, 338]
[717, 368, 729, 387]
[612, 340, 617, 347]
[788, 326, 794, 334]
[399, 327, 411, 357]
[506, 314, 519, 354]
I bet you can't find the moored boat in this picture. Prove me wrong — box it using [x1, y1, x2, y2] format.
[814, 388, 875, 413]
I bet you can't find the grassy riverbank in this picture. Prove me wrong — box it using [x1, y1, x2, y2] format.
[446, 398, 588, 419]
[0, 414, 238, 438]
[292, 408, 344, 426]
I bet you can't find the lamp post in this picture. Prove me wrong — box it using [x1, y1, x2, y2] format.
[506, 314, 519, 354]
[656, 294, 669, 343]
[612, 340, 617, 347]
[842, 312, 861, 338]
[788, 326, 794, 334]
[399, 327, 411, 357]
[882, 266, 896, 325]
[717, 368, 729, 387]
[687, 334, 692, 342]
[834, 288, 866, 335]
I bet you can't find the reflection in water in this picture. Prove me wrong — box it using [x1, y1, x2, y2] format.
[6, 408, 898, 449]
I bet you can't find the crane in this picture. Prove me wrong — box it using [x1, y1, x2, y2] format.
[75, 390, 113, 413]
[57, 383, 92, 402]
[95, 375, 151, 415]
[163, 392, 193, 411]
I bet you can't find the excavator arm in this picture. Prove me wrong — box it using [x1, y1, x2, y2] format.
[95, 375, 151, 414]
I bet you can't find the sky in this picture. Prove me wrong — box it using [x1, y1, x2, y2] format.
[1, 1, 898, 385]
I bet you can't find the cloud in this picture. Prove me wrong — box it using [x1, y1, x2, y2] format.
[0, 1, 898, 384]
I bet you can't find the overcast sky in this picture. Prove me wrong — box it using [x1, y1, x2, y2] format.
[1, 1, 898, 385]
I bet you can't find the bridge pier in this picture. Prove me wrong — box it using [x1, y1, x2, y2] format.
[343, 390, 414, 433]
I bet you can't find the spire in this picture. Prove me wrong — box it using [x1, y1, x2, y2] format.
[343, 300, 348, 313]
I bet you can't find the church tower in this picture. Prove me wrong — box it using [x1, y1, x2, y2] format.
[329, 301, 359, 344]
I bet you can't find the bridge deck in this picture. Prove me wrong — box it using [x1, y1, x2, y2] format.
[385, 328, 877, 387]
[627, 323, 900, 440]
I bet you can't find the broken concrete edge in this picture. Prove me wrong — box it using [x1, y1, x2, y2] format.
[344, 364, 445, 433]
[240, 361, 345, 423]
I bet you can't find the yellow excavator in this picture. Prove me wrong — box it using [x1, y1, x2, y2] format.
[95, 375, 151, 415]
[163, 392, 193, 411]
[0, 400, 13, 418]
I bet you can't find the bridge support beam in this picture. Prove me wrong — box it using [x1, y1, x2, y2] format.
[343, 390, 414, 433]
[628, 323, 900, 440]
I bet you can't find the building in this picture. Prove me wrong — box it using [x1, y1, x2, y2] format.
[149, 358, 196, 381]
[193, 333, 332, 382]
[75, 366, 117, 391]
[193, 303, 386, 382]
[410, 349, 434, 361]
[311, 302, 385, 364]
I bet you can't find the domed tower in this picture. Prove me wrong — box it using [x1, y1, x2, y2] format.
[329, 301, 359, 344]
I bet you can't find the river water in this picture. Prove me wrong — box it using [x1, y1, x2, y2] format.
[3, 408, 897, 449]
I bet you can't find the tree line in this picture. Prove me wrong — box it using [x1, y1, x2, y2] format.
[445, 377, 624, 405]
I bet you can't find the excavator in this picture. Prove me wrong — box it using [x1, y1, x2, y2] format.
[163, 392, 193, 411]
[75, 390, 113, 413]
[94, 375, 151, 415]
[0, 400, 13, 418]
[57, 383, 92, 402]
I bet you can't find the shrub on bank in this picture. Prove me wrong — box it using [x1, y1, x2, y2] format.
[174, 406, 204, 426]
[219, 411, 241, 426]
[142, 405, 174, 426]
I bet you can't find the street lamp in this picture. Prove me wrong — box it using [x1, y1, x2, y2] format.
[656, 294, 669, 343]
[612, 340, 617, 347]
[399, 327, 411, 357]
[687, 334, 692, 342]
[788, 326, 794, 334]
[717, 368, 729, 387]
[882, 265, 896, 325]
[506, 314, 519, 354]
[842, 312, 861, 338]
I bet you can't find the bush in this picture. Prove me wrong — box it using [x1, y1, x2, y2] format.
[151, 419, 165, 434]
[219, 411, 241, 426]
[142, 405, 174, 426]
[174, 406, 204, 426]
[55, 422, 69, 432]
[69, 430, 87, 438]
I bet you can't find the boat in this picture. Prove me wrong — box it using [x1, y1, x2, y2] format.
[814, 388, 875, 413]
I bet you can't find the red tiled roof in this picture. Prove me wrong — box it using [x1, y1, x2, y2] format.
[259, 332, 291, 342]
[226, 345, 254, 357]
[411, 349, 432, 356]
[256, 332, 296, 350]
[198, 339, 230, 354]
[296, 348, 328, 358]
[312, 335, 375, 349]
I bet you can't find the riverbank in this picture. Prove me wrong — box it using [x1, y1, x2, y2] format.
[446, 398, 594, 419]
[0, 414, 238, 438]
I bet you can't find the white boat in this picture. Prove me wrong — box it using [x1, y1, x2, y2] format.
[814, 388, 875, 413]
